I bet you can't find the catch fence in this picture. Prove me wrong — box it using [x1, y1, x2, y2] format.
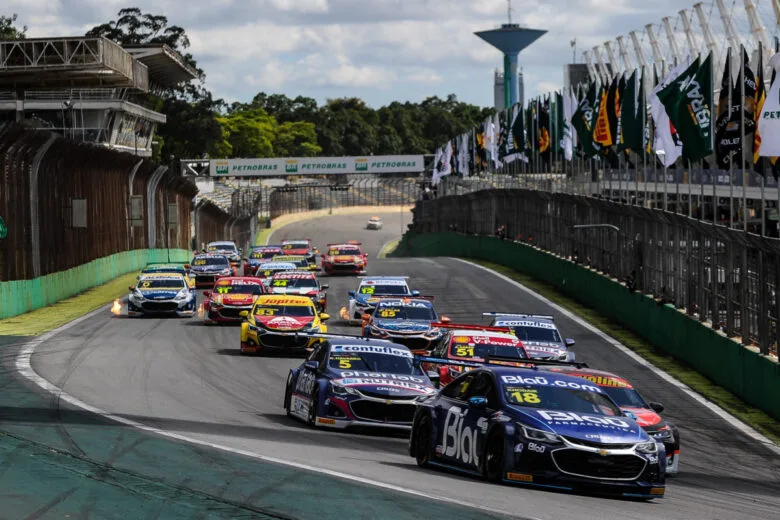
[411, 189, 780, 357]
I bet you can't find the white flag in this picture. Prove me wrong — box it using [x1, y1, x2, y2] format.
[458, 133, 470, 176]
[441, 140, 453, 177]
[758, 53, 780, 156]
[562, 88, 577, 161]
[650, 58, 690, 167]
[431, 146, 443, 185]
[492, 112, 502, 167]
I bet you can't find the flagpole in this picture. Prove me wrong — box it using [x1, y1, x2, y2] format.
[741, 47, 747, 232]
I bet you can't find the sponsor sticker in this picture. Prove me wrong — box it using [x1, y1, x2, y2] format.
[506, 472, 533, 482]
[496, 320, 556, 329]
[332, 345, 412, 358]
[500, 375, 602, 393]
[537, 410, 632, 430]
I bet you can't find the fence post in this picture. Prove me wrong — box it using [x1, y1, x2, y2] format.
[29, 134, 58, 278]
[146, 165, 167, 249]
[127, 159, 144, 251]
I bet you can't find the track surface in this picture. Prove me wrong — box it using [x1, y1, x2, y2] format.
[33, 212, 780, 520]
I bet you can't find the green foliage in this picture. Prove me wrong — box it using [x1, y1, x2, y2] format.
[0, 14, 26, 40]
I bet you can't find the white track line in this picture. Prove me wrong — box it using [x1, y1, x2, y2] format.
[451, 258, 780, 455]
[15, 307, 522, 519]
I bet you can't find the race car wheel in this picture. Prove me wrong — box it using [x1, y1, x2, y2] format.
[240, 342, 248, 355]
[484, 430, 505, 482]
[307, 388, 319, 427]
[283, 373, 293, 417]
[414, 415, 432, 467]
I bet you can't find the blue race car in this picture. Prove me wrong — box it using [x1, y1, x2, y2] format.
[361, 298, 449, 352]
[128, 273, 196, 317]
[341, 276, 419, 324]
[283, 336, 437, 430]
[484, 312, 576, 361]
[189, 253, 235, 288]
[409, 365, 666, 498]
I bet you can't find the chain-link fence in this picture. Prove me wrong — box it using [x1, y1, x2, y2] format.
[0, 123, 202, 282]
[411, 189, 779, 358]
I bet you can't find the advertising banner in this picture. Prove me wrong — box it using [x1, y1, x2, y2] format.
[209, 155, 424, 176]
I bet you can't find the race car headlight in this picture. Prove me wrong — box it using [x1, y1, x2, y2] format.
[174, 289, 190, 301]
[521, 425, 562, 444]
[650, 427, 673, 441]
[220, 268, 232, 275]
[424, 328, 442, 338]
[369, 327, 389, 338]
[635, 440, 659, 454]
[329, 381, 357, 396]
[354, 256, 364, 264]
[131, 289, 144, 301]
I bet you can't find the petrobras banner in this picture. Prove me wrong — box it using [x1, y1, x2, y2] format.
[209, 155, 425, 176]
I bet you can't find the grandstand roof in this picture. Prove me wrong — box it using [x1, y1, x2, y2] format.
[123, 44, 198, 87]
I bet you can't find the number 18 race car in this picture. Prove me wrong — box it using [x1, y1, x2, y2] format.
[409, 365, 666, 498]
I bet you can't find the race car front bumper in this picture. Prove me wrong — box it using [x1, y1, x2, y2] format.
[205, 304, 252, 323]
[241, 325, 323, 353]
[367, 330, 442, 351]
[311, 393, 418, 430]
[323, 262, 365, 274]
[128, 298, 196, 317]
[191, 272, 227, 287]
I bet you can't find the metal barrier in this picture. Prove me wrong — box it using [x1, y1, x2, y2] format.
[410, 190, 779, 357]
[0, 123, 197, 282]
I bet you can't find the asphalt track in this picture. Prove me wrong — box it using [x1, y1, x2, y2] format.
[30, 211, 780, 520]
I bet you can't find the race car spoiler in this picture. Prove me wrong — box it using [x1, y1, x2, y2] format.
[429, 322, 512, 333]
[415, 355, 589, 370]
[482, 312, 555, 320]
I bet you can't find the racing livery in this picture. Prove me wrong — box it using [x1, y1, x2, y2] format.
[202, 277, 265, 323]
[361, 298, 448, 351]
[189, 254, 235, 287]
[544, 366, 680, 475]
[485, 313, 576, 361]
[139, 263, 195, 288]
[283, 338, 436, 430]
[341, 276, 419, 324]
[321, 242, 367, 275]
[280, 239, 318, 269]
[409, 366, 666, 498]
[239, 295, 329, 354]
[366, 216, 383, 230]
[266, 271, 329, 311]
[254, 262, 299, 281]
[271, 255, 311, 271]
[206, 240, 241, 267]
[128, 273, 196, 317]
[420, 324, 529, 387]
[244, 246, 283, 276]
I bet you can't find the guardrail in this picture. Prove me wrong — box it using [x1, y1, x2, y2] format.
[410, 190, 779, 358]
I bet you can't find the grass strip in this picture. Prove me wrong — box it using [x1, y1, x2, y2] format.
[472, 259, 780, 445]
[378, 239, 401, 259]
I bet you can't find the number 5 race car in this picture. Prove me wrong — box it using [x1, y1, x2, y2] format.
[409, 365, 666, 498]
[239, 295, 330, 355]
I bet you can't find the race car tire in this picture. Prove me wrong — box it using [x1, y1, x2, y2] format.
[484, 430, 505, 482]
[283, 373, 293, 417]
[239, 342, 249, 355]
[307, 388, 319, 427]
[414, 415, 432, 467]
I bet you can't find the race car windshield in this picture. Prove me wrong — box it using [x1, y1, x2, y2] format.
[329, 248, 360, 256]
[599, 387, 648, 408]
[251, 250, 280, 259]
[510, 325, 562, 343]
[358, 284, 409, 295]
[138, 279, 185, 289]
[328, 352, 422, 374]
[449, 341, 527, 360]
[192, 257, 229, 266]
[208, 244, 236, 252]
[374, 306, 436, 320]
[271, 278, 317, 288]
[143, 267, 183, 274]
[283, 242, 308, 249]
[213, 284, 263, 295]
[502, 384, 622, 416]
[254, 306, 314, 317]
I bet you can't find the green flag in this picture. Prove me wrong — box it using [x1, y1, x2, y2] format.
[658, 53, 714, 162]
[555, 91, 565, 156]
[511, 103, 525, 157]
[572, 81, 599, 158]
[618, 70, 643, 152]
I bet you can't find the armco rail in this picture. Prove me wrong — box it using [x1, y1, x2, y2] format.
[0, 248, 190, 319]
[391, 232, 780, 422]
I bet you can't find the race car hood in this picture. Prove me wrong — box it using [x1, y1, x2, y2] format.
[620, 406, 664, 429]
[190, 264, 228, 273]
[137, 289, 180, 300]
[211, 293, 256, 306]
[270, 287, 319, 296]
[521, 341, 567, 358]
[373, 319, 433, 333]
[332, 371, 435, 396]
[355, 294, 383, 306]
[329, 255, 361, 263]
[254, 315, 314, 330]
[247, 258, 272, 266]
[284, 248, 309, 255]
[513, 408, 647, 444]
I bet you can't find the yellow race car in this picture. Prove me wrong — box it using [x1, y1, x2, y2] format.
[239, 295, 329, 354]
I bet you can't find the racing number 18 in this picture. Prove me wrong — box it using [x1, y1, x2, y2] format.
[510, 391, 541, 404]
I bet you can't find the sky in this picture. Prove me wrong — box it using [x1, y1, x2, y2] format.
[7, 0, 780, 109]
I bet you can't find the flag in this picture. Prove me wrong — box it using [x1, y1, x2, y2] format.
[441, 140, 453, 177]
[497, 111, 508, 163]
[458, 133, 470, 175]
[492, 112, 502, 167]
[475, 127, 486, 170]
[715, 48, 736, 169]
[618, 69, 643, 152]
[643, 67, 653, 156]
[431, 146, 443, 185]
[572, 81, 599, 158]
[562, 87, 577, 160]
[593, 82, 613, 147]
[555, 91, 565, 157]
[510, 103, 528, 162]
[757, 52, 780, 158]
[753, 44, 767, 173]
[539, 96, 551, 159]
[658, 52, 714, 162]
[606, 76, 621, 144]
[651, 58, 692, 167]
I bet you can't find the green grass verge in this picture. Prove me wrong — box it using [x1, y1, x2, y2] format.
[378, 238, 401, 259]
[472, 259, 780, 446]
[0, 272, 138, 337]
[254, 217, 273, 245]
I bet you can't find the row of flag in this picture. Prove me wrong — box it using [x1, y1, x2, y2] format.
[431, 42, 780, 185]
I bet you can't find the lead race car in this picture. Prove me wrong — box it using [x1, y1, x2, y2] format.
[409, 365, 666, 498]
[321, 241, 367, 275]
[283, 336, 437, 430]
[341, 276, 419, 324]
[484, 313, 576, 361]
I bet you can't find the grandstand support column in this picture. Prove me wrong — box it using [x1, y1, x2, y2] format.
[146, 166, 167, 249]
[694, 2, 721, 77]
[127, 159, 144, 251]
[583, 50, 598, 83]
[628, 31, 649, 71]
[679, 9, 700, 58]
[615, 36, 634, 72]
[603, 41, 620, 76]
[744, 0, 773, 59]
[645, 24, 665, 75]
[662, 17, 682, 68]
[193, 199, 205, 251]
[591, 46, 610, 82]
[224, 217, 235, 241]
[29, 135, 58, 278]
[715, 0, 744, 55]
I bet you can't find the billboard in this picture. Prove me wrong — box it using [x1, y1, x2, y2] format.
[209, 155, 424, 176]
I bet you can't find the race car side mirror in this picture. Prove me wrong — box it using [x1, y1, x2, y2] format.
[184, 264, 190, 269]
[203, 291, 211, 298]
[565, 338, 576, 347]
[304, 361, 319, 371]
[440, 316, 451, 323]
[128, 286, 135, 291]
[239, 310, 249, 318]
[348, 291, 356, 297]
[468, 396, 488, 409]
[321, 284, 329, 290]
[649, 402, 665, 413]
[320, 313, 331, 321]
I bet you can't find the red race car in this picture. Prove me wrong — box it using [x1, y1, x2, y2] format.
[266, 271, 329, 312]
[321, 241, 367, 275]
[244, 246, 283, 276]
[281, 239, 319, 269]
[202, 277, 265, 323]
[418, 323, 529, 387]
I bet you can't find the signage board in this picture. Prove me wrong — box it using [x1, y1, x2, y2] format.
[209, 155, 424, 176]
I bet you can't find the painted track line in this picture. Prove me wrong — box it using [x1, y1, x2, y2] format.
[15, 302, 525, 520]
[452, 257, 780, 455]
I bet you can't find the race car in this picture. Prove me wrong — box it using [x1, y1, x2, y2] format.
[266, 271, 329, 311]
[341, 276, 419, 324]
[239, 295, 329, 354]
[127, 273, 196, 317]
[138, 263, 195, 288]
[484, 313, 576, 361]
[409, 365, 666, 498]
[202, 277, 265, 323]
[254, 262, 299, 281]
[271, 255, 312, 271]
[280, 239, 319, 269]
[283, 337, 437, 430]
[188, 254, 236, 288]
[419, 323, 529, 387]
[366, 216, 383, 230]
[321, 242, 367, 275]
[206, 240, 242, 268]
[544, 366, 680, 475]
[360, 297, 448, 351]
[244, 245, 283, 276]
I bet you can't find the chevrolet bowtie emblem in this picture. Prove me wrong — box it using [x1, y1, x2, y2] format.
[597, 449, 609, 456]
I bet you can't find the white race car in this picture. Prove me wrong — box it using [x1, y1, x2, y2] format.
[339, 276, 419, 324]
[366, 216, 383, 230]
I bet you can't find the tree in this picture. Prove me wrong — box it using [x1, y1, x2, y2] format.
[0, 14, 26, 40]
